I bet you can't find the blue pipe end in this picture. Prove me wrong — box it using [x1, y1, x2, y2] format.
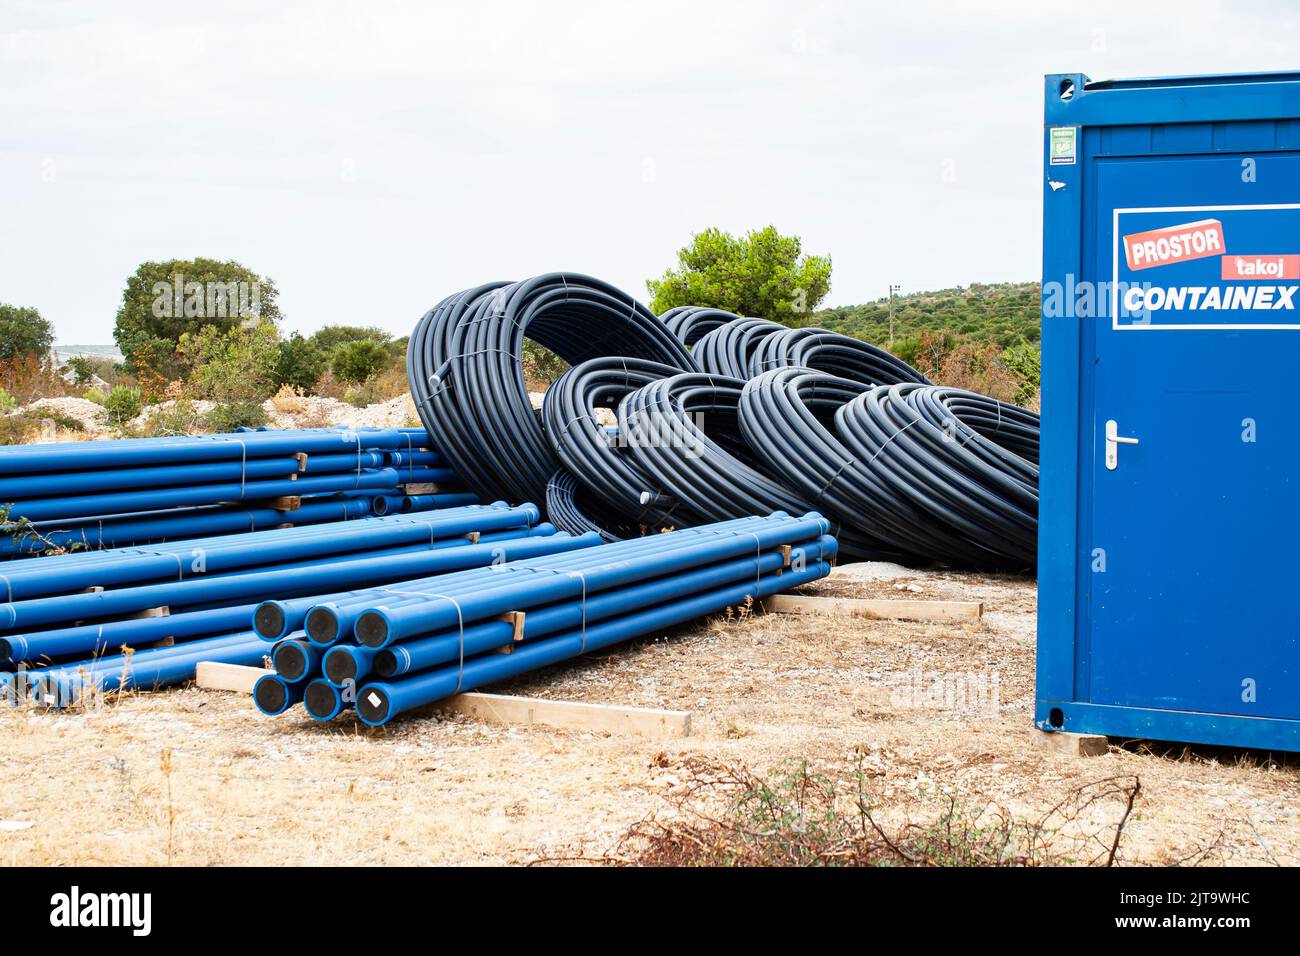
[305, 603, 345, 647]
[302, 678, 345, 722]
[354, 682, 393, 726]
[271, 640, 318, 684]
[253, 601, 291, 641]
[354, 606, 395, 649]
[372, 645, 408, 679]
[0, 635, 26, 664]
[322, 644, 369, 687]
[253, 674, 303, 716]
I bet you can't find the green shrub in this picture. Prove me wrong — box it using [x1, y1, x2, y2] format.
[206, 400, 268, 433]
[274, 333, 327, 392]
[999, 341, 1042, 406]
[331, 340, 389, 385]
[179, 322, 279, 407]
[0, 389, 16, 413]
[84, 385, 108, 405]
[103, 386, 143, 424]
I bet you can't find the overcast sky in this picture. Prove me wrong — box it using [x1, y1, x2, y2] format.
[1, 1, 1295, 343]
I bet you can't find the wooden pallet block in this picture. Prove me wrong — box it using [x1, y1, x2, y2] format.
[196, 661, 272, 693]
[194, 662, 692, 738]
[432, 693, 692, 739]
[400, 482, 438, 494]
[760, 592, 983, 622]
[1032, 730, 1109, 757]
[217, 496, 302, 510]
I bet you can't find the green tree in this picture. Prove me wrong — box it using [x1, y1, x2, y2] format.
[647, 226, 832, 324]
[274, 333, 327, 391]
[0, 304, 55, 362]
[331, 339, 389, 384]
[113, 258, 281, 375]
[66, 356, 95, 386]
[310, 325, 391, 354]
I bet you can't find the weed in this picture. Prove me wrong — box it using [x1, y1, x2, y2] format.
[543, 755, 1143, 867]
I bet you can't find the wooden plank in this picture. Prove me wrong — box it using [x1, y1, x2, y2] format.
[193, 663, 693, 738]
[433, 692, 692, 739]
[760, 592, 982, 622]
[401, 482, 438, 494]
[196, 661, 271, 693]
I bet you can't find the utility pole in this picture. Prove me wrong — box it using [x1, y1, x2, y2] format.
[888, 284, 901, 350]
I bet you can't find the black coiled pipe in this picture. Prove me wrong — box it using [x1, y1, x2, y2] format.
[750, 326, 931, 386]
[738, 368, 963, 564]
[692, 317, 786, 378]
[614, 372, 886, 558]
[545, 469, 640, 542]
[834, 384, 1038, 565]
[542, 357, 686, 527]
[661, 307, 741, 348]
[407, 274, 698, 505]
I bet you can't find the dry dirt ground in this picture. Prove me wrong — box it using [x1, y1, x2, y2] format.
[2, 563, 1297, 866]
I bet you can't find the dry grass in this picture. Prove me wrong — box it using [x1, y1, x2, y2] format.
[0, 565, 1297, 866]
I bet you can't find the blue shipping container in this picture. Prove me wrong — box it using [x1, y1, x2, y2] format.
[1038, 71, 1300, 751]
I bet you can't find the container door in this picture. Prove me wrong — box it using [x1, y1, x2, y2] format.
[1085, 152, 1300, 718]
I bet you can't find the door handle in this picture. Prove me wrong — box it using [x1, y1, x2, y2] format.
[1104, 419, 1139, 471]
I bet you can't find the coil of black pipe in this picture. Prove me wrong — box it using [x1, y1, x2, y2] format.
[661, 306, 742, 348]
[692, 317, 786, 378]
[407, 273, 698, 505]
[545, 468, 643, 542]
[614, 371, 887, 558]
[738, 368, 984, 564]
[833, 384, 1038, 565]
[542, 357, 687, 527]
[750, 326, 932, 386]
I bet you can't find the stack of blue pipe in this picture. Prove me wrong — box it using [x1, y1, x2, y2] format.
[250, 511, 837, 726]
[0, 426, 481, 558]
[1, 503, 590, 708]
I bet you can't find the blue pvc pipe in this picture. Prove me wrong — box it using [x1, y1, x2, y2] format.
[356, 514, 830, 647]
[253, 674, 305, 716]
[321, 643, 381, 688]
[302, 678, 346, 721]
[27, 632, 271, 708]
[355, 558, 832, 725]
[299, 451, 387, 474]
[271, 639, 321, 684]
[0, 427, 409, 474]
[254, 524, 569, 642]
[288, 516, 788, 648]
[399, 493, 479, 512]
[377, 537, 837, 677]
[0, 497, 375, 557]
[0, 601, 260, 664]
[387, 467, 460, 485]
[1, 527, 583, 633]
[0, 504, 536, 602]
[0, 455, 303, 500]
[2, 468, 402, 522]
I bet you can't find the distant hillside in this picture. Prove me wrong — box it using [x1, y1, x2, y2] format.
[810, 282, 1040, 350]
[53, 344, 123, 362]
